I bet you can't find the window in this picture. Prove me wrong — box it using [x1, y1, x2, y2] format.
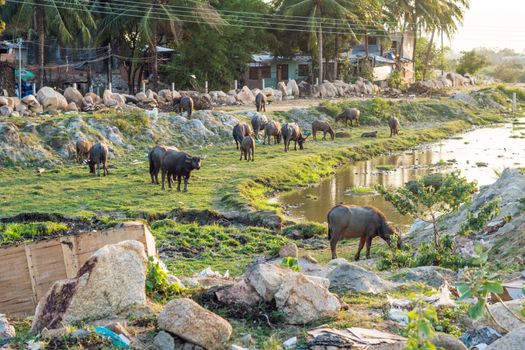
[298, 64, 309, 76]
[249, 67, 259, 80]
[260, 66, 271, 78]
[367, 36, 377, 46]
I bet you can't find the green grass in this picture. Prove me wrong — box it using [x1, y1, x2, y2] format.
[345, 186, 377, 196]
[376, 164, 397, 172]
[0, 221, 69, 245]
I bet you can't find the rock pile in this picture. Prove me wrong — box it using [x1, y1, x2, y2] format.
[409, 72, 476, 94]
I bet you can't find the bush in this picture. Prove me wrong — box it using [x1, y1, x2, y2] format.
[282, 222, 326, 239]
[387, 70, 407, 90]
[146, 256, 184, 301]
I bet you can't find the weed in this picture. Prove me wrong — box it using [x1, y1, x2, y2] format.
[0, 222, 69, 245]
[146, 256, 185, 301]
[280, 257, 300, 272]
[376, 164, 396, 171]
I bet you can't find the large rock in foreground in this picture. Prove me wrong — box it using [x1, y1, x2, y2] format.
[31, 240, 147, 332]
[486, 327, 525, 350]
[63, 87, 84, 108]
[158, 298, 232, 350]
[327, 260, 392, 293]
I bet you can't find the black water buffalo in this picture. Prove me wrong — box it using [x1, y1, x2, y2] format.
[335, 108, 360, 127]
[161, 150, 202, 192]
[233, 123, 252, 149]
[87, 142, 109, 177]
[255, 92, 267, 112]
[76, 139, 92, 163]
[240, 135, 255, 161]
[388, 117, 400, 137]
[311, 120, 334, 140]
[175, 96, 194, 119]
[282, 123, 307, 152]
[263, 121, 282, 145]
[327, 204, 401, 260]
[251, 114, 268, 140]
[148, 145, 179, 184]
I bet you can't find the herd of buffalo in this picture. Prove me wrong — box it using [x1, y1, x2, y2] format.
[73, 96, 405, 258]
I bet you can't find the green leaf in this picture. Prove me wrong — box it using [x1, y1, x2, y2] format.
[468, 299, 486, 319]
[484, 281, 504, 294]
[456, 282, 471, 294]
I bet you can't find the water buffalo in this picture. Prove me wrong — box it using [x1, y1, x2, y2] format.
[76, 139, 92, 163]
[263, 121, 282, 145]
[388, 117, 400, 137]
[251, 114, 268, 140]
[175, 96, 194, 119]
[233, 123, 252, 149]
[240, 135, 255, 161]
[282, 123, 307, 152]
[148, 145, 179, 184]
[327, 204, 401, 260]
[87, 142, 109, 177]
[161, 150, 202, 192]
[255, 92, 267, 112]
[335, 108, 360, 127]
[361, 131, 378, 138]
[312, 120, 334, 141]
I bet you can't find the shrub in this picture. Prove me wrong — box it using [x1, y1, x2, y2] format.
[459, 198, 501, 235]
[280, 257, 300, 272]
[387, 70, 407, 90]
[146, 256, 184, 301]
[282, 222, 326, 239]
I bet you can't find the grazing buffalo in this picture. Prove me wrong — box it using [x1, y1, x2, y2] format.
[161, 150, 202, 192]
[361, 131, 378, 138]
[327, 204, 402, 260]
[263, 121, 282, 145]
[388, 117, 400, 137]
[251, 114, 268, 140]
[240, 135, 255, 161]
[87, 142, 109, 177]
[148, 145, 179, 184]
[335, 108, 360, 127]
[282, 123, 307, 152]
[255, 92, 267, 112]
[175, 96, 194, 119]
[312, 120, 334, 141]
[233, 123, 252, 149]
[76, 139, 92, 163]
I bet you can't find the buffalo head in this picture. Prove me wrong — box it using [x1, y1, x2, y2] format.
[298, 135, 308, 150]
[185, 155, 202, 170]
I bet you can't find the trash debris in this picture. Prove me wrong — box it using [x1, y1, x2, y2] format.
[95, 327, 130, 348]
[197, 267, 228, 278]
[307, 327, 406, 349]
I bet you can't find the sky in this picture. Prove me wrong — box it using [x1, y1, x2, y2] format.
[450, 0, 525, 52]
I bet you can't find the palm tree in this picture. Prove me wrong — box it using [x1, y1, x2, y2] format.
[276, 0, 371, 84]
[1, 0, 95, 88]
[385, 0, 469, 80]
[96, 0, 223, 91]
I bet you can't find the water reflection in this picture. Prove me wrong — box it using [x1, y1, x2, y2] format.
[279, 120, 525, 226]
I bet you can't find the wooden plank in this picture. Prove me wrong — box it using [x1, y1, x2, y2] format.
[61, 237, 79, 278]
[24, 245, 38, 307]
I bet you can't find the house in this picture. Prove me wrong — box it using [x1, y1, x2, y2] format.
[243, 53, 312, 89]
[343, 32, 415, 84]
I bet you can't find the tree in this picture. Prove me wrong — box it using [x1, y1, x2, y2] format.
[492, 62, 525, 83]
[377, 171, 477, 247]
[1, 0, 95, 88]
[414, 37, 450, 80]
[96, 0, 222, 91]
[456, 49, 488, 75]
[276, 0, 370, 84]
[166, 0, 272, 91]
[385, 0, 469, 80]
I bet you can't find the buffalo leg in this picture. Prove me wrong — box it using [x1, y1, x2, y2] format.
[294, 141, 297, 151]
[240, 148, 243, 161]
[251, 147, 254, 162]
[355, 236, 366, 261]
[161, 169, 166, 190]
[330, 237, 339, 259]
[167, 172, 173, 189]
[183, 175, 189, 192]
[103, 161, 108, 176]
[97, 161, 101, 177]
[323, 131, 327, 140]
[313, 130, 317, 141]
[176, 175, 182, 192]
[365, 236, 373, 259]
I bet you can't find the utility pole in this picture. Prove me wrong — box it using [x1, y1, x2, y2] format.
[107, 43, 112, 87]
[18, 38, 22, 98]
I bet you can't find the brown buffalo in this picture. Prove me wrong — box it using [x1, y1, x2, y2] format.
[76, 139, 92, 163]
[312, 120, 334, 141]
[175, 96, 194, 119]
[240, 135, 255, 161]
[233, 123, 252, 149]
[149, 145, 179, 184]
[87, 142, 109, 177]
[282, 123, 307, 152]
[388, 117, 400, 137]
[263, 121, 282, 145]
[335, 108, 360, 127]
[327, 205, 401, 260]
